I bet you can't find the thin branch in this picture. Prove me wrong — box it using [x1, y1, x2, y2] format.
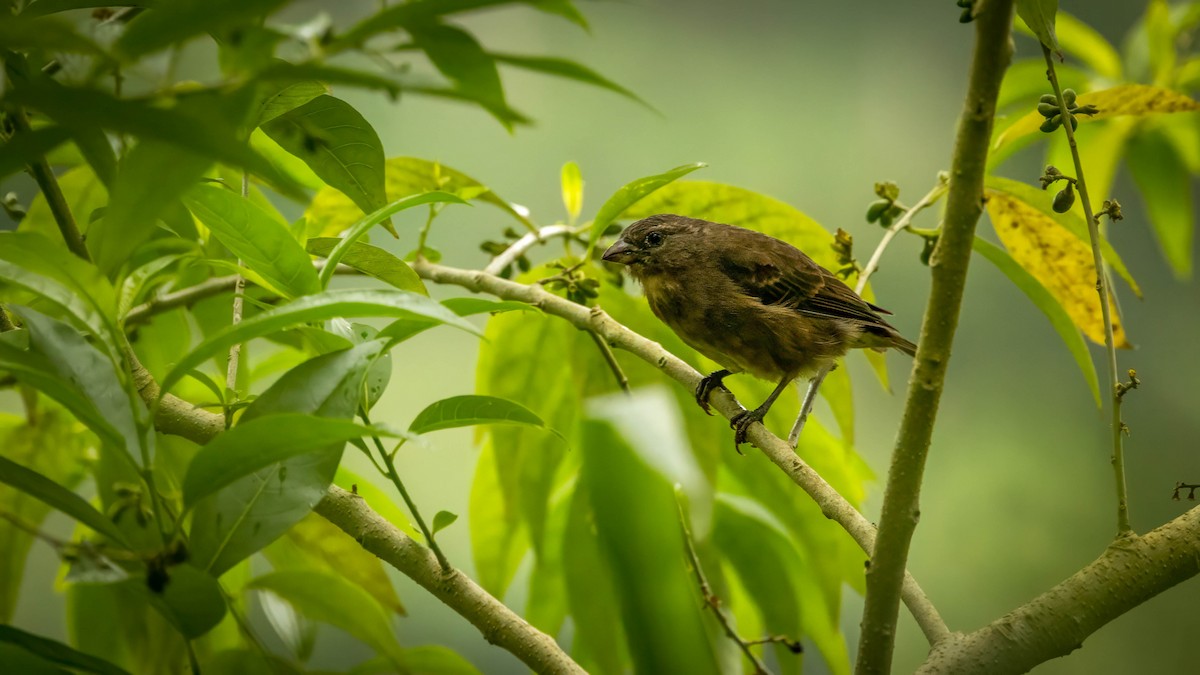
[677, 496, 774, 675]
[1041, 44, 1132, 536]
[588, 330, 630, 393]
[857, 2, 1014, 673]
[410, 258, 951, 645]
[788, 176, 949, 446]
[224, 174, 250, 418]
[10, 110, 90, 262]
[483, 224, 575, 276]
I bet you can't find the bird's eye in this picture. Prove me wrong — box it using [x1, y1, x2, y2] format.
[645, 231, 664, 247]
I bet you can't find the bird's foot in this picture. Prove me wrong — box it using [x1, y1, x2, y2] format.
[694, 369, 731, 415]
[729, 406, 767, 454]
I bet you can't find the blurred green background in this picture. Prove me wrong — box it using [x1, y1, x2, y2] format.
[6, 0, 1198, 672]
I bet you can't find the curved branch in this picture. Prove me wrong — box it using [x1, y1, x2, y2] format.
[410, 259, 951, 645]
[918, 507, 1200, 674]
[482, 224, 576, 276]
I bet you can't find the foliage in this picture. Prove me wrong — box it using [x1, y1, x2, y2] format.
[0, 1, 1197, 674]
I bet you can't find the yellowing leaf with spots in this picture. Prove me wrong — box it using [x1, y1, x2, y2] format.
[993, 84, 1200, 152]
[986, 190, 1129, 347]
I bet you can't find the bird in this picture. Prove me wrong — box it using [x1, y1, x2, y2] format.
[602, 213, 916, 449]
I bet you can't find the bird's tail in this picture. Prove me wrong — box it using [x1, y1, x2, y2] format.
[892, 334, 917, 357]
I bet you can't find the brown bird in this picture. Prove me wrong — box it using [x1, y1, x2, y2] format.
[602, 213, 916, 448]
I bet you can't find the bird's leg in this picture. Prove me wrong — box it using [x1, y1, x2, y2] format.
[787, 363, 835, 448]
[695, 369, 732, 415]
[730, 375, 793, 450]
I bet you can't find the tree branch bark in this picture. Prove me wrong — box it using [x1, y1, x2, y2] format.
[856, 2, 1014, 672]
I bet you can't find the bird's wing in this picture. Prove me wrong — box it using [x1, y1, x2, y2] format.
[717, 231, 888, 324]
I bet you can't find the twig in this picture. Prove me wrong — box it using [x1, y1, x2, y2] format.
[410, 259, 951, 645]
[676, 495, 775, 675]
[787, 176, 949, 446]
[10, 110, 91, 262]
[588, 330, 630, 393]
[224, 174, 249, 422]
[1042, 44, 1132, 536]
[857, 2, 1014, 673]
[483, 224, 576, 276]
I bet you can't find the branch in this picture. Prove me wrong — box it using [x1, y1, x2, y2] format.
[918, 505, 1200, 674]
[410, 258, 951, 645]
[125, 355, 583, 674]
[11, 109, 90, 262]
[483, 224, 575, 276]
[857, 2, 1014, 673]
[1041, 45, 1131, 535]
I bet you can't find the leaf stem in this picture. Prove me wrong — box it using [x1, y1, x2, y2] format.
[787, 176, 949, 447]
[1041, 44, 1131, 536]
[483, 224, 577, 276]
[588, 329, 630, 394]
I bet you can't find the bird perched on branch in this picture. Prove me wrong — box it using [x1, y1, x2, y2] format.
[603, 214, 916, 449]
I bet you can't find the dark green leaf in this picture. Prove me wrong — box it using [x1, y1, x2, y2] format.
[262, 95, 391, 235]
[973, 237, 1100, 405]
[1126, 129, 1193, 278]
[562, 486, 626, 674]
[0, 126, 70, 181]
[0, 625, 129, 675]
[586, 162, 706, 253]
[0, 15, 103, 54]
[410, 23, 514, 129]
[338, 0, 516, 47]
[0, 456, 129, 546]
[161, 289, 479, 393]
[248, 569, 405, 666]
[1016, 0, 1059, 52]
[314, 190, 468, 289]
[431, 510, 459, 534]
[254, 62, 403, 98]
[255, 81, 330, 126]
[183, 183, 321, 298]
[134, 563, 228, 639]
[376, 297, 531, 344]
[115, 0, 290, 59]
[306, 238, 428, 295]
[492, 53, 650, 108]
[408, 394, 547, 435]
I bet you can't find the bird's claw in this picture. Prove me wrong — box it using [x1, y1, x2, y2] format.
[729, 408, 765, 454]
[695, 369, 731, 415]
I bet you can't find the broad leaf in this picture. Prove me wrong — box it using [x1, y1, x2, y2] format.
[306, 238, 428, 295]
[115, 0, 291, 59]
[183, 183, 321, 298]
[0, 456, 129, 546]
[1012, 10, 1121, 79]
[586, 162, 706, 253]
[161, 289, 478, 393]
[0, 125, 70, 180]
[410, 22, 515, 129]
[135, 564, 228, 639]
[0, 625, 129, 675]
[1127, 128, 1193, 278]
[254, 80, 330, 126]
[408, 394, 548, 435]
[263, 95, 392, 235]
[973, 237, 1100, 404]
[1016, 0, 1059, 52]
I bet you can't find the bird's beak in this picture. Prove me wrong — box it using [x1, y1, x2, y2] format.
[602, 239, 636, 264]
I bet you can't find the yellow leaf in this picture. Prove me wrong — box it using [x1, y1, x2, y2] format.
[986, 190, 1129, 347]
[993, 84, 1200, 152]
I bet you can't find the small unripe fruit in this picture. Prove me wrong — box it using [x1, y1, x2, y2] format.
[1062, 89, 1077, 106]
[1052, 183, 1076, 213]
[1039, 93, 1058, 105]
[1037, 102, 1058, 117]
[866, 200, 890, 223]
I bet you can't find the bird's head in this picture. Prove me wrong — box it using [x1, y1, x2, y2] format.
[602, 214, 697, 277]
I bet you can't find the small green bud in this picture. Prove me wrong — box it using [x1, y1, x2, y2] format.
[1039, 93, 1058, 105]
[874, 181, 900, 201]
[1068, 114, 1078, 131]
[866, 199, 890, 223]
[1052, 183, 1075, 213]
[1062, 89, 1077, 106]
[1037, 102, 1058, 117]
[1039, 116, 1061, 133]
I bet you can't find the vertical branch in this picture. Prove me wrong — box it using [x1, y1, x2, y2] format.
[10, 110, 91, 262]
[856, 2, 1014, 673]
[224, 173, 249, 420]
[1041, 45, 1132, 536]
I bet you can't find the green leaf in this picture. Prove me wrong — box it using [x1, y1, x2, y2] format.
[262, 95, 392, 235]
[183, 183, 321, 298]
[561, 485, 626, 675]
[973, 237, 1100, 405]
[114, 0, 290, 59]
[306, 238, 428, 295]
[561, 161, 583, 221]
[315, 190, 468, 289]
[161, 289, 478, 394]
[408, 394, 548, 435]
[1126, 128, 1193, 279]
[254, 80, 330, 126]
[1016, 0, 1059, 52]
[0, 15, 103, 54]
[586, 162, 706, 254]
[0, 456, 129, 547]
[0, 125, 70, 181]
[305, 156, 534, 236]
[254, 61, 404, 98]
[410, 22, 515, 129]
[492, 53, 650, 109]
[431, 510, 459, 534]
[17, 165, 108, 243]
[188, 342, 387, 575]
[394, 646, 481, 675]
[248, 570, 405, 666]
[183, 414, 395, 509]
[337, 0, 511, 51]
[137, 564, 228, 639]
[0, 625, 130, 675]
[1053, 11, 1121, 80]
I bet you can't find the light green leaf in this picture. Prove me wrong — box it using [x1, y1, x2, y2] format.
[408, 394, 548, 435]
[263, 95, 392, 235]
[587, 162, 706, 254]
[561, 161, 583, 221]
[1126, 128, 1193, 278]
[1016, 0, 1059, 52]
[183, 183, 321, 298]
[255, 80, 330, 127]
[315, 191, 468, 289]
[493, 53, 650, 109]
[248, 570, 405, 666]
[973, 237, 1100, 405]
[1054, 11, 1121, 80]
[18, 165, 108, 243]
[137, 564, 228, 639]
[306, 238, 427, 295]
[431, 510, 459, 535]
[0, 625, 129, 675]
[468, 445, 530, 598]
[161, 289, 478, 393]
[0, 456, 129, 547]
